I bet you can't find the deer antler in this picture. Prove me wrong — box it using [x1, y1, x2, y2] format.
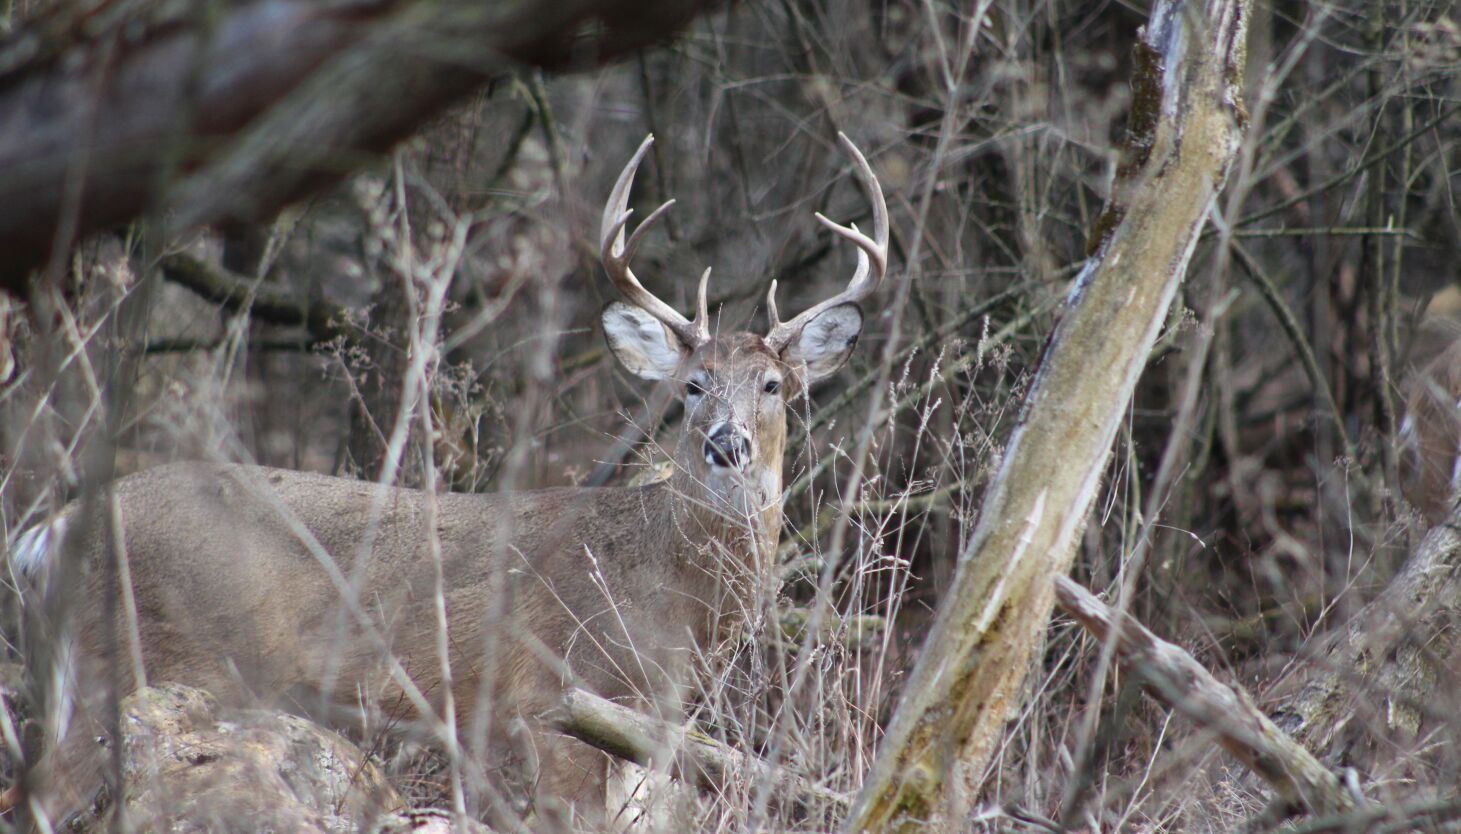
[764, 132, 889, 352]
[601, 135, 711, 349]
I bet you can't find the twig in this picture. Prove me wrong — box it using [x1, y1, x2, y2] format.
[1053, 576, 1359, 817]
[787, 278, 1043, 454]
[1224, 226, 1422, 240]
[777, 608, 886, 651]
[786, 293, 1049, 503]
[1236, 100, 1461, 229]
[143, 337, 317, 354]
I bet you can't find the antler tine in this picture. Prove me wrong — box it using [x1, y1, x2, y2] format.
[694, 267, 711, 344]
[600, 134, 709, 348]
[764, 132, 890, 351]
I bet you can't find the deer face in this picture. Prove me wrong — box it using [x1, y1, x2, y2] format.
[598, 132, 885, 518]
[602, 314, 862, 519]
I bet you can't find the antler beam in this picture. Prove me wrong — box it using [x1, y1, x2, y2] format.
[764, 133, 889, 352]
[600, 135, 710, 349]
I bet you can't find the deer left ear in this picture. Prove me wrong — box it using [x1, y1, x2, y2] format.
[783, 303, 862, 384]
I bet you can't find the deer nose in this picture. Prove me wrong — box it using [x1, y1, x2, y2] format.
[704, 424, 750, 470]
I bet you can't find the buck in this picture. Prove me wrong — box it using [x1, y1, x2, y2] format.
[6, 133, 890, 828]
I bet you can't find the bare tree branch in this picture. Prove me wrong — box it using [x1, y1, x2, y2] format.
[157, 253, 362, 344]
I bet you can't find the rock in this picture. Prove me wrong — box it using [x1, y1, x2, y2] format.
[72, 684, 402, 833]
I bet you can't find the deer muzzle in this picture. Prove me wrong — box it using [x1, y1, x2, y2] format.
[704, 422, 751, 470]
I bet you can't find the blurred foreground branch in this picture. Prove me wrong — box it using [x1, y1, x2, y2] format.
[1052, 577, 1358, 816]
[844, 2, 1252, 831]
[0, 0, 715, 288]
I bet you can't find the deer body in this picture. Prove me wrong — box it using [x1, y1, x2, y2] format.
[62, 463, 754, 715]
[10, 134, 889, 828]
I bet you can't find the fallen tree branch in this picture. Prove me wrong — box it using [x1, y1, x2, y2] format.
[1052, 576, 1359, 816]
[1271, 501, 1461, 763]
[554, 687, 848, 812]
[1281, 796, 1461, 834]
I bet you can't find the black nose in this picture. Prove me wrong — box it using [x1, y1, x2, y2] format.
[704, 426, 749, 469]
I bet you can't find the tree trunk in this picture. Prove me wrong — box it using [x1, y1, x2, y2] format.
[843, 2, 1252, 831]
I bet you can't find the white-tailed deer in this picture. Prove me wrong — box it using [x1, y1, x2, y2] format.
[5, 133, 889, 828]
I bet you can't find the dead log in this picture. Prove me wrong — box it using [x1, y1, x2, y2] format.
[842, 2, 1253, 831]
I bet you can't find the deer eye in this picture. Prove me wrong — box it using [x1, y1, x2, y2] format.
[686, 374, 708, 398]
[763, 378, 781, 395]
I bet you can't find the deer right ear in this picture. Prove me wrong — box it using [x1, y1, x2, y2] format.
[603, 302, 689, 380]
[783, 303, 863, 384]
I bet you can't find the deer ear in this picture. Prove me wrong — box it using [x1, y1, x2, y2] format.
[603, 302, 689, 380]
[783, 303, 862, 384]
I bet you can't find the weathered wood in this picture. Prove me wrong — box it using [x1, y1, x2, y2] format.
[555, 687, 849, 812]
[842, 2, 1252, 831]
[1052, 576, 1358, 816]
[0, 0, 714, 287]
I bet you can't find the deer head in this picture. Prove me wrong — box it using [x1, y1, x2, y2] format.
[598, 133, 889, 528]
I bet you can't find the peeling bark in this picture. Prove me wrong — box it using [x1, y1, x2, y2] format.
[843, 2, 1252, 832]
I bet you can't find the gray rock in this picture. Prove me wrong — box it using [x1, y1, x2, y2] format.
[75, 684, 402, 833]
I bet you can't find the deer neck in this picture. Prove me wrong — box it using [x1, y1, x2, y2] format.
[665, 459, 782, 579]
